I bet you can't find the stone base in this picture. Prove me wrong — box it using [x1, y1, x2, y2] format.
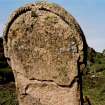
[16, 74, 80, 105]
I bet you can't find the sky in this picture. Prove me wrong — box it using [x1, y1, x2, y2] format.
[0, 0, 105, 52]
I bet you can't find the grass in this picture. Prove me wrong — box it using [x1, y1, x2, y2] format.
[83, 50, 105, 105]
[0, 83, 18, 105]
[83, 76, 105, 105]
[0, 46, 18, 105]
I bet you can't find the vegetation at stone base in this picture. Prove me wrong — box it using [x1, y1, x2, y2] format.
[0, 37, 105, 105]
[0, 83, 18, 105]
[83, 47, 105, 105]
[0, 37, 17, 105]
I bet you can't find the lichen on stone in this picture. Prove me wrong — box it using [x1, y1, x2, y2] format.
[3, 2, 87, 105]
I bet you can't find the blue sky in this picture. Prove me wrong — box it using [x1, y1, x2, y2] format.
[0, 0, 105, 52]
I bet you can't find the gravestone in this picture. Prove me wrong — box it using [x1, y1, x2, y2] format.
[3, 2, 87, 105]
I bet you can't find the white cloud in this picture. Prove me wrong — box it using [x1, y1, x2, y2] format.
[86, 37, 105, 52]
[0, 23, 4, 37]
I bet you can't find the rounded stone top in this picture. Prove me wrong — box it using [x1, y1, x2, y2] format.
[3, 2, 87, 86]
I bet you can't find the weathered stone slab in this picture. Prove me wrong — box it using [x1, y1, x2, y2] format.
[3, 2, 87, 105]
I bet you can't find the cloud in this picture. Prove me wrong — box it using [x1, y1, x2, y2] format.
[0, 23, 4, 37]
[87, 37, 105, 52]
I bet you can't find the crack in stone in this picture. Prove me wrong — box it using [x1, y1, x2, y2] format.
[29, 76, 79, 88]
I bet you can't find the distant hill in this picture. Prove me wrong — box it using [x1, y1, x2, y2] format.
[0, 37, 14, 84]
[0, 37, 8, 68]
[0, 38, 5, 60]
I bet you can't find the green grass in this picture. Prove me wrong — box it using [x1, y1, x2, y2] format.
[83, 51, 105, 105]
[0, 83, 18, 105]
[83, 76, 105, 105]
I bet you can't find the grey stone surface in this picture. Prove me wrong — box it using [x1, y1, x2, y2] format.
[3, 2, 87, 105]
